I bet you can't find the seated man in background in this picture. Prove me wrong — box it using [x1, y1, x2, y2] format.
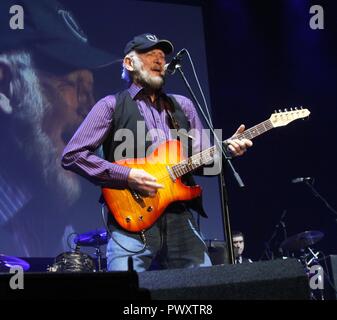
[232, 231, 253, 264]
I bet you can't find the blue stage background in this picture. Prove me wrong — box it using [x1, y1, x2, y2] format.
[1, 0, 336, 262]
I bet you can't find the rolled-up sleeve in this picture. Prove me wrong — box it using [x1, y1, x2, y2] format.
[61, 96, 131, 188]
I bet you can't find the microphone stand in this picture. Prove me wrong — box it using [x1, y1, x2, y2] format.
[175, 63, 244, 265]
[259, 209, 287, 260]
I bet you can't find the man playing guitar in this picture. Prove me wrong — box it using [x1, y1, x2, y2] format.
[62, 33, 252, 272]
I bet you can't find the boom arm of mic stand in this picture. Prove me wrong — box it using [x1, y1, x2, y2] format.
[304, 180, 337, 222]
[176, 65, 245, 264]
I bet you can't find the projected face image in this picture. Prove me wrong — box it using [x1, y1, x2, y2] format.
[1, 56, 94, 199]
[39, 69, 95, 202]
[0, 51, 95, 256]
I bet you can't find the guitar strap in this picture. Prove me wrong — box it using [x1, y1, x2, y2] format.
[164, 95, 195, 157]
[164, 96, 181, 131]
[164, 96, 207, 218]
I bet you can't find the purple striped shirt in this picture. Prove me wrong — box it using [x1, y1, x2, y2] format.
[61, 83, 206, 188]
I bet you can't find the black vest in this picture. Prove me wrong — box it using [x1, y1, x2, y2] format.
[103, 89, 207, 218]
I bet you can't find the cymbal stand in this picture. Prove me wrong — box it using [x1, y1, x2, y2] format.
[94, 245, 103, 272]
[307, 246, 320, 266]
[299, 247, 324, 300]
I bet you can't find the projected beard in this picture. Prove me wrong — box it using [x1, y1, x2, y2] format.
[0, 51, 81, 208]
[131, 54, 165, 90]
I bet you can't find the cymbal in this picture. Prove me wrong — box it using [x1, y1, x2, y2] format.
[280, 230, 324, 252]
[74, 228, 108, 247]
[0, 254, 30, 271]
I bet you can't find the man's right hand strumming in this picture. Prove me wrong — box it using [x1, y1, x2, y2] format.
[128, 168, 164, 197]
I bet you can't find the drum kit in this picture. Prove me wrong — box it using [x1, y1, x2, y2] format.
[279, 230, 324, 274]
[0, 228, 109, 273]
[279, 230, 325, 300]
[0, 228, 325, 277]
[280, 230, 324, 254]
[48, 228, 109, 273]
[204, 229, 324, 267]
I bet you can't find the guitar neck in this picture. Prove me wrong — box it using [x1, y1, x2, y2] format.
[235, 119, 273, 140]
[171, 119, 273, 178]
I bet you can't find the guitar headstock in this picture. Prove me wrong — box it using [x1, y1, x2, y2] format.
[270, 107, 311, 127]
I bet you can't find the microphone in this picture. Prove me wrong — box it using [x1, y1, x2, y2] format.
[165, 48, 187, 75]
[291, 177, 313, 183]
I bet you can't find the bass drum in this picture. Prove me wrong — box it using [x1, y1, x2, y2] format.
[48, 251, 95, 272]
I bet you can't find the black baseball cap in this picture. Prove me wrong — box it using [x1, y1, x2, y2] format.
[124, 33, 174, 55]
[0, 0, 116, 70]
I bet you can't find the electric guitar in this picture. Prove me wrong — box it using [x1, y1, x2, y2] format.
[102, 108, 310, 232]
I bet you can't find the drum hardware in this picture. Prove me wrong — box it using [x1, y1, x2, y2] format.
[48, 251, 95, 273]
[73, 228, 108, 272]
[205, 239, 228, 265]
[47, 229, 108, 273]
[280, 230, 324, 253]
[0, 254, 30, 272]
[280, 230, 325, 300]
[259, 209, 287, 260]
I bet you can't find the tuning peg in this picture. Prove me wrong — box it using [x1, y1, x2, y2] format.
[274, 109, 277, 113]
[300, 106, 303, 109]
[278, 109, 282, 113]
[295, 107, 298, 110]
[284, 108, 288, 112]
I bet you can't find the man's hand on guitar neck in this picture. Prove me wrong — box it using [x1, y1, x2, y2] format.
[226, 124, 253, 157]
[128, 169, 164, 197]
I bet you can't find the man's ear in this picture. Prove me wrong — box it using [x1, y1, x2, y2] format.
[0, 63, 13, 114]
[123, 56, 134, 72]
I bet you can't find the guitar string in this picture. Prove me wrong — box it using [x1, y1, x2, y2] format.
[155, 113, 300, 181]
[171, 119, 274, 176]
[139, 120, 273, 182]
[126, 113, 304, 182]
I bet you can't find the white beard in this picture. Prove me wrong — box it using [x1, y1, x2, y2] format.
[132, 55, 165, 90]
[136, 68, 164, 90]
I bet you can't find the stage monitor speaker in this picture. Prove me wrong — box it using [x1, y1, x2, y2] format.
[0, 271, 150, 300]
[138, 258, 310, 300]
[206, 239, 228, 265]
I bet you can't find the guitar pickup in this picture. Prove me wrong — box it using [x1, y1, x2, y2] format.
[129, 189, 146, 208]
